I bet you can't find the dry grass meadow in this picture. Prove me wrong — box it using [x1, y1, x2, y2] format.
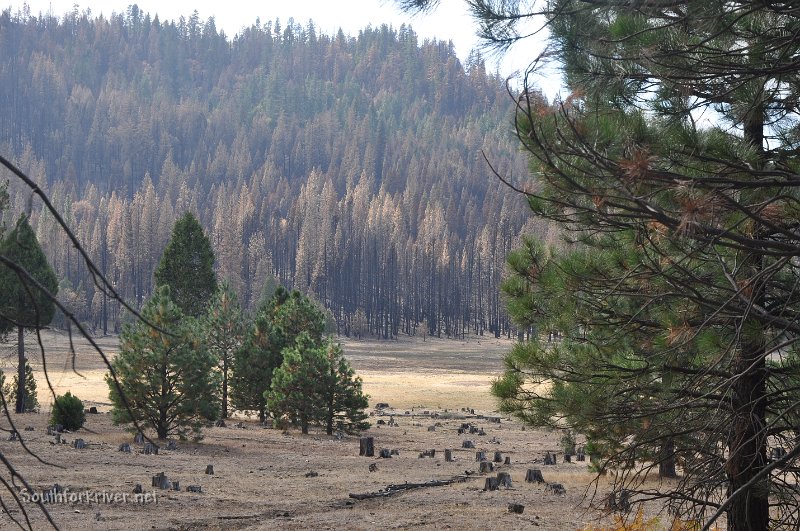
[0, 330, 664, 530]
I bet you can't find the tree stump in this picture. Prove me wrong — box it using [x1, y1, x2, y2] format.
[507, 503, 524, 514]
[46, 425, 54, 435]
[504, 456, 511, 465]
[152, 473, 170, 490]
[134, 432, 144, 444]
[493, 451, 503, 463]
[143, 442, 158, 455]
[564, 453, 571, 463]
[171, 481, 180, 491]
[215, 419, 226, 427]
[444, 449, 453, 462]
[479, 461, 494, 473]
[488, 416, 501, 424]
[497, 472, 512, 488]
[379, 448, 392, 458]
[525, 469, 545, 483]
[73, 438, 86, 449]
[545, 482, 566, 495]
[483, 477, 499, 491]
[89, 406, 98, 414]
[543, 452, 556, 465]
[390, 449, 399, 456]
[427, 425, 436, 432]
[368, 463, 378, 472]
[54, 424, 63, 433]
[462, 440, 474, 449]
[475, 451, 486, 462]
[469, 426, 479, 434]
[359, 437, 375, 457]
[576, 447, 586, 462]
[458, 428, 465, 434]
[8, 431, 17, 441]
[24, 426, 34, 432]
[54, 433, 62, 444]
[119, 443, 131, 453]
[132, 484, 143, 494]
[186, 485, 202, 493]
[205, 464, 214, 475]
[606, 489, 631, 512]
[377, 419, 386, 425]
[167, 441, 177, 450]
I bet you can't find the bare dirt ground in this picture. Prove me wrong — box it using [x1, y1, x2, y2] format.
[0, 330, 649, 530]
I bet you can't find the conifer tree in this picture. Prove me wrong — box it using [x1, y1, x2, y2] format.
[267, 334, 369, 435]
[231, 287, 326, 421]
[154, 212, 217, 317]
[107, 286, 219, 439]
[203, 281, 245, 419]
[0, 214, 58, 413]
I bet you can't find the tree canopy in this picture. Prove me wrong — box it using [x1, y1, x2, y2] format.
[0, 214, 58, 413]
[107, 286, 219, 440]
[154, 212, 218, 317]
[397, 0, 800, 529]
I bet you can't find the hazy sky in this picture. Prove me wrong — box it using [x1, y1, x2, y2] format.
[11, 0, 558, 93]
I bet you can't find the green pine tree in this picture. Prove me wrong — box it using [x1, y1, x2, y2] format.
[106, 286, 220, 439]
[0, 214, 58, 413]
[267, 334, 369, 435]
[231, 287, 326, 421]
[2, 362, 39, 413]
[202, 281, 246, 419]
[154, 212, 217, 317]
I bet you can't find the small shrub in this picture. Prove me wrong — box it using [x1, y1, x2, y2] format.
[51, 392, 86, 431]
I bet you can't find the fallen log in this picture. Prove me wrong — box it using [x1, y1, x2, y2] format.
[348, 476, 476, 501]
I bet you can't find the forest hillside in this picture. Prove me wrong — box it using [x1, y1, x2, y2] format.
[0, 5, 550, 338]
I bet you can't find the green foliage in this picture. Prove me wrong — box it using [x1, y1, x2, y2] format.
[202, 281, 246, 419]
[154, 212, 217, 317]
[0, 214, 58, 331]
[2, 362, 39, 413]
[107, 287, 220, 439]
[267, 334, 369, 435]
[231, 286, 326, 421]
[50, 392, 85, 431]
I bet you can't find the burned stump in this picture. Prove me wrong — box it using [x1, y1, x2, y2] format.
[132, 484, 143, 494]
[359, 437, 375, 457]
[379, 448, 392, 458]
[73, 438, 86, 449]
[484, 477, 499, 491]
[152, 472, 170, 490]
[479, 461, 494, 474]
[445, 449, 453, 462]
[493, 451, 503, 463]
[497, 472, 512, 488]
[525, 469, 545, 483]
[462, 440, 475, 449]
[546, 482, 566, 495]
[134, 432, 144, 444]
[543, 452, 556, 465]
[508, 503, 525, 514]
[205, 464, 215, 475]
[119, 443, 131, 453]
[186, 485, 202, 493]
[143, 442, 158, 455]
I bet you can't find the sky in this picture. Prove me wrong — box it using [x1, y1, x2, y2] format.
[11, 0, 559, 93]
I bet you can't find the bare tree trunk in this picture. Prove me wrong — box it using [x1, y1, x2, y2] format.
[15, 325, 24, 414]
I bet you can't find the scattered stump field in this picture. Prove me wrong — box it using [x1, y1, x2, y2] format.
[0, 331, 665, 530]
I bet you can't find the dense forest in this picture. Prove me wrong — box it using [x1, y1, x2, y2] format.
[0, 5, 550, 338]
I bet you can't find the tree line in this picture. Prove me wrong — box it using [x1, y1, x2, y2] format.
[0, 6, 552, 339]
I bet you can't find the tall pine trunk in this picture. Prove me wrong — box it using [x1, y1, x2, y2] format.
[725, 100, 768, 531]
[15, 325, 24, 414]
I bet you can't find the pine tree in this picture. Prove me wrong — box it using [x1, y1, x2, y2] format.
[107, 286, 219, 439]
[154, 212, 217, 317]
[0, 214, 58, 413]
[231, 287, 326, 421]
[2, 361, 39, 413]
[267, 334, 369, 435]
[202, 281, 245, 419]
